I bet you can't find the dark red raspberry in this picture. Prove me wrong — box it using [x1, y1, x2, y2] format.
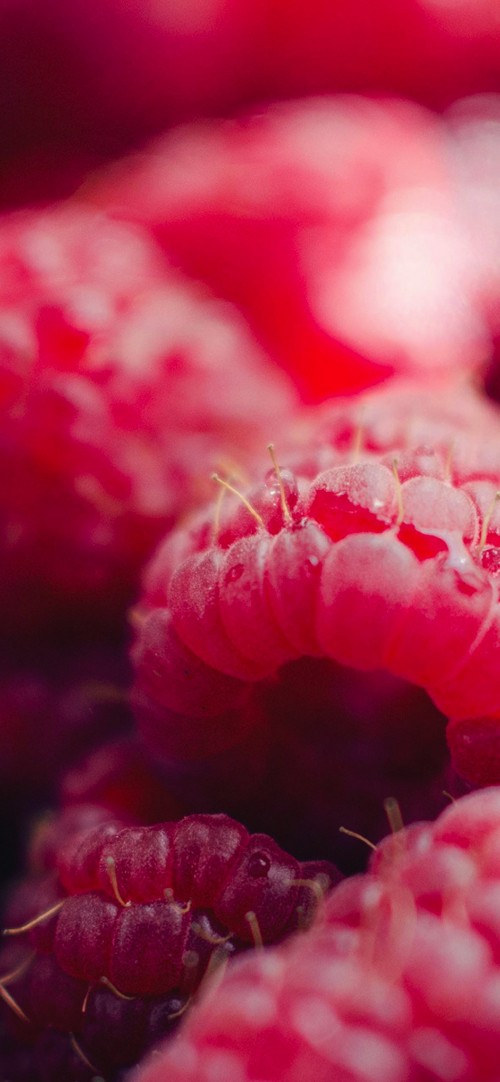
[0, 811, 339, 1080]
[57, 737, 185, 827]
[0, 642, 129, 807]
[132, 789, 500, 1082]
[0, 203, 295, 636]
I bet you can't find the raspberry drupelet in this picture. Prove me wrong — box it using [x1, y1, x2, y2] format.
[0, 202, 296, 637]
[132, 378, 500, 862]
[0, 811, 339, 1080]
[132, 788, 500, 1082]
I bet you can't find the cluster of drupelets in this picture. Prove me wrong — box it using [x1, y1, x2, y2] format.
[4, 26, 500, 1082]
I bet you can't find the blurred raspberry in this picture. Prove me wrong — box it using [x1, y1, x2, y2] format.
[3, 0, 500, 199]
[0, 203, 295, 636]
[86, 96, 487, 400]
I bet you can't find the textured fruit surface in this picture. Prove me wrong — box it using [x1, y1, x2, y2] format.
[131, 789, 500, 1082]
[0, 811, 339, 1080]
[0, 202, 295, 635]
[86, 96, 487, 400]
[132, 378, 500, 851]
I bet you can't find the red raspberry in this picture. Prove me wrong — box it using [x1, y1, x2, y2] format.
[132, 379, 500, 858]
[0, 203, 295, 636]
[132, 789, 500, 1082]
[87, 96, 487, 400]
[0, 812, 339, 1080]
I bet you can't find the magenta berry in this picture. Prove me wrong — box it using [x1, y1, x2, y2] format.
[0, 812, 339, 1079]
[0, 642, 129, 809]
[57, 736, 185, 826]
[132, 790, 500, 1082]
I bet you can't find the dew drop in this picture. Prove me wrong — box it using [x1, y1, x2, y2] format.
[264, 467, 298, 510]
[247, 851, 271, 878]
[225, 562, 245, 584]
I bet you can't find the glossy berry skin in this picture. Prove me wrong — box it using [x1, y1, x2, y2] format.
[87, 96, 487, 400]
[132, 789, 500, 1082]
[0, 202, 295, 636]
[132, 379, 500, 838]
[0, 812, 339, 1080]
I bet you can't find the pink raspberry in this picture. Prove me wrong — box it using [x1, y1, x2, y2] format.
[132, 379, 500, 859]
[0, 811, 339, 1080]
[0, 203, 295, 635]
[87, 96, 487, 400]
[132, 788, 500, 1082]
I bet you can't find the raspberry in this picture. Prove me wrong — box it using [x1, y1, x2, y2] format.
[57, 736, 186, 826]
[131, 789, 500, 1082]
[0, 642, 129, 808]
[0, 203, 295, 635]
[0, 811, 339, 1080]
[132, 379, 500, 859]
[87, 96, 487, 399]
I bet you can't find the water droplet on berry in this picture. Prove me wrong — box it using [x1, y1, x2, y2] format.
[225, 562, 245, 583]
[264, 467, 298, 510]
[247, 851, 271, 878]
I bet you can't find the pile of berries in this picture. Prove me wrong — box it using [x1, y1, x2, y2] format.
[4, 6, 500, 1081]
